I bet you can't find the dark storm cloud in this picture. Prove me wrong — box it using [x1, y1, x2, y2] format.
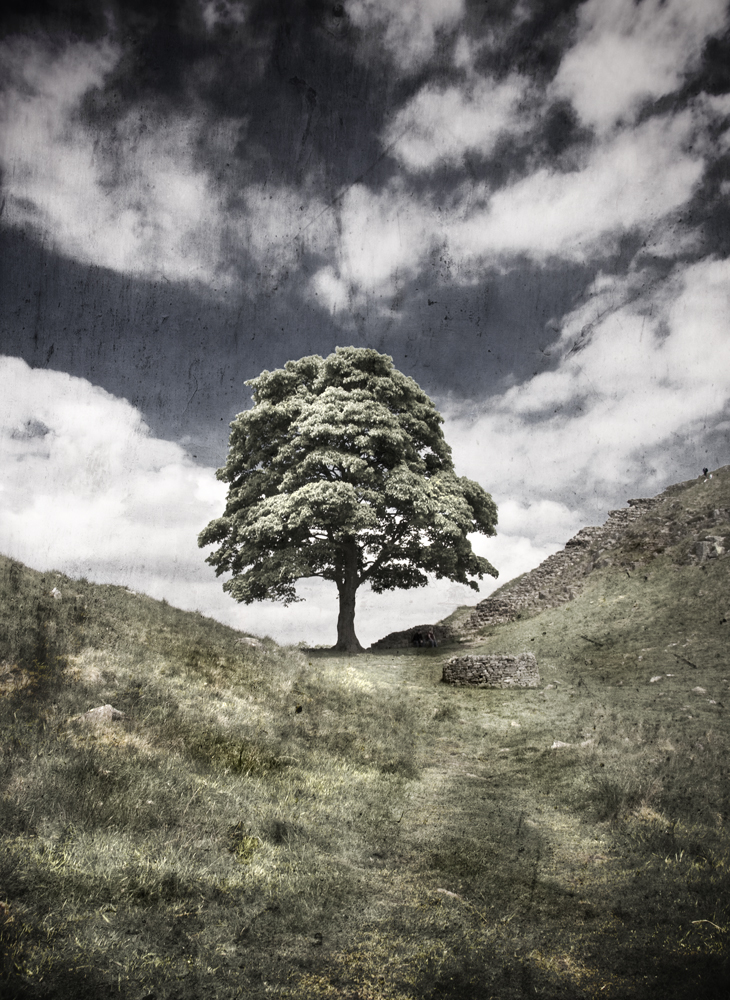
[0, 0, 607, 454]
[0, 222, 594, 466]
[13, 0, 395, 196]
[1, 0, 729, 455]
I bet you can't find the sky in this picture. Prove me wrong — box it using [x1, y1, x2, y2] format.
[1, 0, 730, 648]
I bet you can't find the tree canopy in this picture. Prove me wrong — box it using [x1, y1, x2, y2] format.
[199, 347, 498, 651]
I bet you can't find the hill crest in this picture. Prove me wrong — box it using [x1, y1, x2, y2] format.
[371, 466, 730, 649]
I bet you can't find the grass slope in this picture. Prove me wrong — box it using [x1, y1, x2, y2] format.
[1, 470, 729, 999]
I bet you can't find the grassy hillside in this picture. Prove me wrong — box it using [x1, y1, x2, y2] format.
[1, 469, 729, 999]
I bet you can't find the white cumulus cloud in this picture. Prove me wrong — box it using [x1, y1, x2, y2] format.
[386, 73, 530, 172]
[443, 255, 730, 515]
[553, 0, 729, 133]
[0, 39, 231, 287]
[308, 181, 442, 309]
[307, 107, 706, 309]
[453, 111, 704, 264]
[348, 0, 465, 73]
[310, 266, 352, 314]
[0, 357, 224, 581]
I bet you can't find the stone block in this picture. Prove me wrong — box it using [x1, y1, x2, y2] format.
[442, 653, 540, 688]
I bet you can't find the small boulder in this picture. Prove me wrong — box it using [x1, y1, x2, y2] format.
[696, 538, 725, 562]
[76, 704, 125, 724]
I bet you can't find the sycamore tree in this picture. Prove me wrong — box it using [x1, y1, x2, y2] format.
[199, 347, 498, 652]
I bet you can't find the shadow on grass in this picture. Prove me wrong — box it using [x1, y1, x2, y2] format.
[1, 968, 124, 1000]
[404, 735, 730, 1000]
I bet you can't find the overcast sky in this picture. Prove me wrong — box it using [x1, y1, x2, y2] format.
[1, 0, 729, 647]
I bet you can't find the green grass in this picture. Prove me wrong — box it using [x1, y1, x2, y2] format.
[1, 469, 730, 1000]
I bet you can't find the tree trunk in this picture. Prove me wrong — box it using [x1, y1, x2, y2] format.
[333, 536, 363, 652]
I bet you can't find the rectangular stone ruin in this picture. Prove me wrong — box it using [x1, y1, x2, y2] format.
[442, 652, 540, 688]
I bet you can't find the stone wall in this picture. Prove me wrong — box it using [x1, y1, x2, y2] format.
[460, 497, 664, 634]
[370, 498, 662, 649]
[442, 652, 540, 688]
[371, 471, 730, 650]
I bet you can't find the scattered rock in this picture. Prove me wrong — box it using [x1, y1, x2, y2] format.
[50, 587, 62, 600]
[649, 676, 663, 683]
[551, 741, 571, 749]
[237, 637, 261, 647]
[696, 538, 725, 562]
[692, 687, 707, 695]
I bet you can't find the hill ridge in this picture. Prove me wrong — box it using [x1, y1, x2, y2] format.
[370, 466, 729, 649]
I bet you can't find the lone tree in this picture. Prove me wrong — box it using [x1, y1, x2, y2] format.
[199, 347, 498, 652]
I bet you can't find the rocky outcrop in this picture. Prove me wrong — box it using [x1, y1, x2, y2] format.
[695, 536, 726, 562]
[442, 653, 539, 688]
[370, 622, 460, 650]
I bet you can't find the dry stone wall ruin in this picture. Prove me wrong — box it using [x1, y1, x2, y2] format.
[442, 653, 540, 688]
[371, 497, 663, 649]
[371, 469, 730, 650]
[461, 497, 663, 634]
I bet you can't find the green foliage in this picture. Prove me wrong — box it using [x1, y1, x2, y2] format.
[200, 347, 497, 648]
